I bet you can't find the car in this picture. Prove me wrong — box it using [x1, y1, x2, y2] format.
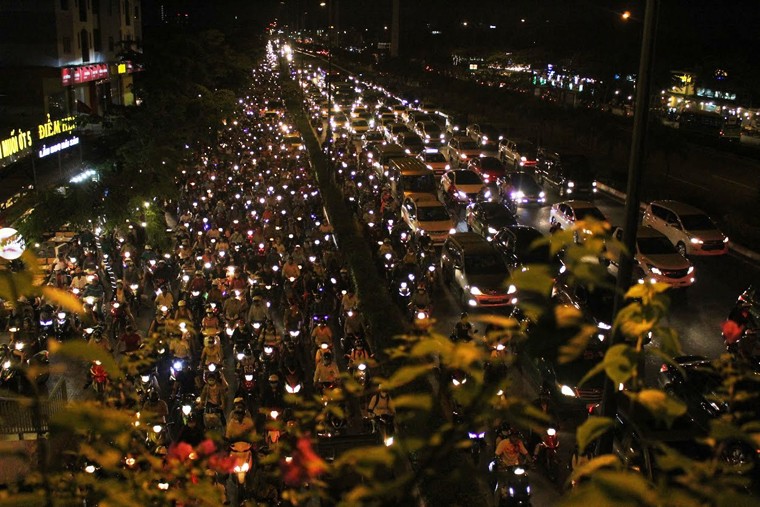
[379, 112, 396, 126]
[642, 200, 729, 256]
[465, 201, 517, 240]
[536, 150, 596, 197]
[444, 136, 483, 166]
[492, 225, 561, 274]
[391, 104, 408, 118]
[350, 118, 370, 134]
[416, 121, 445, 144]
[467, 156, 505, 183]
[552, 269, 616, 329]
[499, 139, 538, 168]
[282, 133, 305, 151]
[444, 113, 469, 137]
[607, 226, 695, 288]
[466, 123, 502, 146]
[440, 169, 485, 205]
[550, 200, 608, 243]
[417, 149, 450, 176]
[361, 130, 385, 148]
[400, 193, 456, 245]
[385, 123, 411, 144]
[397, 132, 425, 155]
[499, 172, 546, 206]
[440, 232, 517, 309]
[418, 102, 440, 114]
[351, 105, 368, 118]
[330, 113, 349, 129]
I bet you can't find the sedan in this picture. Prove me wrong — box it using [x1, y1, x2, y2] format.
[418, 149, 450, 176]
[550, 200, 608, 243]
[401, 193, 456, 245]
[398, 132, 425, 155]
[465, 201, 517, 240]
[416, 121, 445, 144]
[468, 156, 505, 183]
[440, 169, 485, 205]
[500, 172, 546, 205]
[607, 226, 695, 288]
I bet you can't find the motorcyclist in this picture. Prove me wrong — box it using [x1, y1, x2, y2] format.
[154, 286, 175, 311]
[451, 312, 475, 342]
[313, 351, 340, 389]
[368, 388, 395, 418]
[378, 238, 394, 257]
[225, 398, 255, 442]
[118, 325, 142, 355]
[188, 270, 207, 293]
[246, 295, 271, 325]
[260, 374, 284, 408]
[201, 307, 221, 333]
[200, 373, 227, 425]
[283, 302, 303, 332]
[282, 256, 301, 280]
[223, 291, 248, 322]
[311, 319, 333, 348]
[343, 307, 365, 338]
[409, 285, 431, 311]
[141, 390, 169, 421]
[69, 268, 88, 293]
[346, 338, 371, 370]
[340, 290, 359, 315]
[174, 300, 192, 322]
[200, 334, 223, 367]
[88, 327, 113, 355]
[495, 430, 530, 468]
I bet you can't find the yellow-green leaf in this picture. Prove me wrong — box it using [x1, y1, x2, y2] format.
[576, 416, 614, 454]
[41, 286, 84, 314]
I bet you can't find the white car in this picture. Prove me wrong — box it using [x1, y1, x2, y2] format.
[401, 193, 455, 245]
[550, 200, 608, 242]
[417, 149, 450, 176]
[440, 169, 485, 205]
[607, 226, 695, 288]
[642, 200, 728, 256]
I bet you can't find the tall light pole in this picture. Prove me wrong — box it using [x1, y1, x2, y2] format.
[600, 0, 659, 453]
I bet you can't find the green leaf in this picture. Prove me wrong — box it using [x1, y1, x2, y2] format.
[566, 453, 621, 486]
[601, 344, 638, 385]
[41, 286, 84, 314]
[558, 324, 597, 364]
[652, 326, 682, 357]
[626, 389, 687, 427]
[393, 394, 433, 412]
[591, 469, 658, 505]
[576, 417, 615, 454]
[509, 263, 555, 297]
[48, 340, 121, 379]
[384, 364, 434, 390]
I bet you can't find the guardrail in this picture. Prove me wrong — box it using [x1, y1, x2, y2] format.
[0, 378, 68, 437]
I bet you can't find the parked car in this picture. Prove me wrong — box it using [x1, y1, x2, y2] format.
[499, 139, 538, 168]
[536, 150, 596, 197]
[440, 233, 516, 309]
[440, 169, 485, 205]
[607, 226, 695, 288]
[549, 200, 608, 243]
[465, 201, 517, 240]
[642, 200, 729, 256]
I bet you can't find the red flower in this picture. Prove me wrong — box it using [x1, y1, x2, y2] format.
[196, 439, 217, 456]
[168, 442, 194, 463]
[722, 319, 744, 344]
[208, 453, 236, 473]
[281, 437, 327, 487]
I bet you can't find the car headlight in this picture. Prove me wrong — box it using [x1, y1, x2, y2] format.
[510, 191, 525, 200]
[507, 284, 517, 294]
[460, 153, 467, 159]
[687, 266, 694, 274]
[445, 164, 450, 170]
[488, 226, 498, 235]
[457, 191, 467, 199]
[469, 286, 482, 295]
[449, 228, 457, 234]
[649, 266, 662, 275]
[592, 181, 597, 187]
[520, 156, 527, 161]
[690, 237, 703, 244]
[560, 385, 577, 397]
[567, 181, 574, 188]
[723, 237, 729, 243]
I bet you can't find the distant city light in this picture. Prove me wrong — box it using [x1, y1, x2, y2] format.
[622, 11, 631, 20]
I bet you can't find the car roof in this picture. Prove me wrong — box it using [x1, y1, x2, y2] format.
[555, 200, 597, 209]
[406, 192, 441, 205]
[649, 200, 707, 215]
[613, 225, 668, 239]
[446, 232, 497, 253]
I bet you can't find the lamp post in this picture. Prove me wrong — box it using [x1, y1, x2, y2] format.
[599, 0, 660, 453]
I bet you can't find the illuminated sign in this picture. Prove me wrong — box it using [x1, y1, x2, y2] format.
[696, 88, 736, 101]
[38, 136, 80, 159]
[61, 63, 109, 86]
[0, 128, 33, 167]
[37, 114, 76, 141]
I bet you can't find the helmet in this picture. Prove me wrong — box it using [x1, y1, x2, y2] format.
[253, 296, 262, 303]
[460, 312, 468, 319]
[417, 285, 426, 293]
[145, 245, 152, 250]
[268, 374, 279, 383]
[178, 300, 186, 307]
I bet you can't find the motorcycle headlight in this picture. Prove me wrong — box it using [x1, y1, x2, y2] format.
[181, 405, 192, 415]
[236, 353, 245, 361]
[428, 265, 436, 272]
[567, 181, 574, 188]
[57, 312, 66, 319]
[244, 374, 254, 381]
[173, 361, 183, 371]
[513, 467, 525, 476]
[15, 342, 24, 350]
[487, 226, 498, 235]
[152, 424, 163, 433]
[264, 346, 274, 354]
[468, 432, 478, 439]
[3, 360, 11, 369]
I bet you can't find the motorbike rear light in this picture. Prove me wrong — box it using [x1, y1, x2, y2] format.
[547, 428, 556, 436]
[660, 364, 669, 373]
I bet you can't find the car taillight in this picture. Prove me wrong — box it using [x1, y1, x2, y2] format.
[660, 364, 668, 373]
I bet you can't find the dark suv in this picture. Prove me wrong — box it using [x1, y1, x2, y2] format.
[440, 232, 516, 309]
[536, 150, 597, 198]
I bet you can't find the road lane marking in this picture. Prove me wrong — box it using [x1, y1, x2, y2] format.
[712, 174, 757, 191]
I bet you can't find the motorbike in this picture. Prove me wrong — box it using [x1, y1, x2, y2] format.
[534, 427, 560, 481]
[468, 429, 487, 464]
[109, 301, 130, 341]
[53, 311, 75, 341]
[489, 462, 532, 507]
[229, 441, 254, 504]
[89, 360, 108, 400]
[374, 413, 395, 447]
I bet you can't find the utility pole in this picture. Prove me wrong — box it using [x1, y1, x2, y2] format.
[390, 0, 399, 57]
[599, 0, 659, 453]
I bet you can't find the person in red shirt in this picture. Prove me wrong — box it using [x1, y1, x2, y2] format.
[119, 325, 142, 355]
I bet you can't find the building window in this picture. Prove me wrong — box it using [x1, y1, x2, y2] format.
[134, 4, 139, 19]
[77, 32, 80, 49]
[79, 0, 87, 22]
[61, 0, 69, 10]
[108, 36, 114, 52]
[81, 29, 90, 62]
[93, 29, 102, 51]
[92, 0, 99, 15]
[62, 37, 72, 53]
[124, 1, 131, 26]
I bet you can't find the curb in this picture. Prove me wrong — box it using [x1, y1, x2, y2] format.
[595, 182, 760, 263]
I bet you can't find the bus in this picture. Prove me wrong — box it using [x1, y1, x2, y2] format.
[677, 110, 741, 141]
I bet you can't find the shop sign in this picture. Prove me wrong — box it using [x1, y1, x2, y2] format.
[61, 63, 110, 86]
[38, 136, 80, 159]
[0, 128, 33, 167]
[696, 88, 736, 101]
[37, 114, 77, 141]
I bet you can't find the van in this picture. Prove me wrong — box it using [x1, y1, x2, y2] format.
[388, 157, 437, 199]
[440, 232, 516, 309]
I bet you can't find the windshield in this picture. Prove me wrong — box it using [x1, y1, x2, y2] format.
[465, 254, 505, 275]
[353, 120, 368, 126]
[510, 174, 542, 192]
[680, 214, 716, 231]
[459, 140, 479, 150]
[424, 152, 446, 162]
[423, 123, 441, 133]
[638, 235, 677, 255]
[455, 171, 483, 185]
[365, 132, 384, 140]
[513, 229, 549, 262]
[574, 207, 606, 222]
[418, 206, 451, 222]
[401, 174, 437, 193]
[482, 203, 512, 219]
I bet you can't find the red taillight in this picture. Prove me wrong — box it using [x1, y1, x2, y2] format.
[660, 364, 669, 373]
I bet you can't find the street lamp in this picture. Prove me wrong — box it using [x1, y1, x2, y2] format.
[622, 11, 632, 20]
